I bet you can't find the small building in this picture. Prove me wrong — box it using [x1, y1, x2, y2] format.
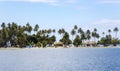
[83, 41, 97, 47]
[54, 42, 63, 47]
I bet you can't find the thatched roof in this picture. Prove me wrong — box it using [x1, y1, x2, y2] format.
[83, 41, 96, 44]
[54, 42, 63, 45]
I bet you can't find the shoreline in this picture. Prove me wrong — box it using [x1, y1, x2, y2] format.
[0, 46, 119, 50]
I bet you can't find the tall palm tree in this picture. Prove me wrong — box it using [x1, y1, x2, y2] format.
[1, 27, 9, 46]
[52, 29, 56, 37]
[1, 22, 6, 29]
[61, 28, 65, 35]
[71, 29, 76, 43]
[58, 29, 62, 37]
[86, 29, 91, 41]
[102, 32, 105, 38]
[96, 33, 100, 40]
[74, 25, 78, 30]
[58, 29, 64, 41]
[47, 29, 52, 36]
[94, 28, 97, 33]
[113, 27, 119, 38]
[53, 29, 55, 34]
[92, 32, 95, 41]
[78, 28, 84, 35]
[26, 22, 32, 35]
[92, 28, 97, 42]
[78, 28, 85, 43]
[108, 29, 111, 35]
[11, 22, 18, 35]
[34, 24, 39, 34]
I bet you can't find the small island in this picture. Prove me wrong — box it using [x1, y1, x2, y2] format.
[0, 23, 119, 48]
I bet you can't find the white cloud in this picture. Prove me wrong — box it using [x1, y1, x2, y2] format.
[93, 19, 120, 24]
[0, 0, 79, 6]
[99, 0, 120, 3]
[0, 0, 58, 4]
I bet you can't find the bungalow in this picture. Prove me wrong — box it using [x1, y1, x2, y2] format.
[83, 41, 97, 47]
[54, 42, 63, 48]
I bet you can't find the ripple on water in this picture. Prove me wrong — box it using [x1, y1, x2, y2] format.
[0, 48, 120, 71]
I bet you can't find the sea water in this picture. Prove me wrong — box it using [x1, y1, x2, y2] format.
[0, 48, 120, 71]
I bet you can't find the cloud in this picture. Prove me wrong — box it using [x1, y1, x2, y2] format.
[93, 19, 120, 24]
[0, 0, 58, 4]
[0, 0, 79, 6]
[99, 0, 120, 3]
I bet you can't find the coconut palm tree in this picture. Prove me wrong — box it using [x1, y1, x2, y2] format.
[34, 24, 39, 34]
[58, 29, 62, 38]
[47, 29, 52, 37]
[108, 29, 111, 35]
[94, 28, 97, 33]
[74, 25, 78, 30]
[92, 28, 97, 42]
[113, 27, 119, 38]
[53, 29, 56, 33]
[60, 32, 71, 46]
[86, 29, 91, 41]
[96, 33, 100, 40]
[102, 32, 105, 38]
[52, 29, 56, 36]
[78, 28, 84, 35]
[78, 28, 85, 44]
[61, 28, 65, 35]
[71, 29, 76, 42]
[1, 22, 6, 29]
[26, 22, 32, 35]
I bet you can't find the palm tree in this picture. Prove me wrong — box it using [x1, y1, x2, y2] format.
[78, 28, 84, 35]
[61, 28, 65, 35]
[102, 32, 105, 38]
[1, 22, 6, 29]
[26, 22, 32, 35]
[43, 29, 47, 36]
[108, 29, 111, 35]
[86, 29, 91, 41]
[71, 29, 76, 43]
[94, 28, 97, 33]
[53, 29, 55, 33]
[47, 29, 52, 37]
[78, 28, 85, 44]
[52, 29, 56, 37]
[74, 25, 78, 30]
[58, 29, 62, 37]
[92, 32, 95, 41]
[96, 33, 100, 40]
[1, 25, 9, 46]
[113, 27, 119, 38]
[92, 28, 97, 42]
[34, 24, 39, 34]
[60, 32, 71, 46]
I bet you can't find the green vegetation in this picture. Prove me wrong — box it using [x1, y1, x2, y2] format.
[0, 22, 119, 48]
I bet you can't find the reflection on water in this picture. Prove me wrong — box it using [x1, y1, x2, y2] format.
[0, 48, 120, 71]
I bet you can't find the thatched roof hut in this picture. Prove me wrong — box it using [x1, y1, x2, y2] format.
[54, 42, 63, 47]
[83, 41, 96, 46]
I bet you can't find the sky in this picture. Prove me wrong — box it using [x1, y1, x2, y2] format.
[0, 0, 120, 40]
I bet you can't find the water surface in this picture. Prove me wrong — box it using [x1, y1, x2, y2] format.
[0, 48, 120, 71]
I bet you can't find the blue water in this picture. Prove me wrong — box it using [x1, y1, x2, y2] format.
[0, 48, 120, 71]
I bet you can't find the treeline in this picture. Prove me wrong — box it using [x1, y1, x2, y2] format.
[0, 22, 119, 47]
[0, 22, 56, 47]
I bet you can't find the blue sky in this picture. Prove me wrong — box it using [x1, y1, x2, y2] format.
[0, 0, 120, 40]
